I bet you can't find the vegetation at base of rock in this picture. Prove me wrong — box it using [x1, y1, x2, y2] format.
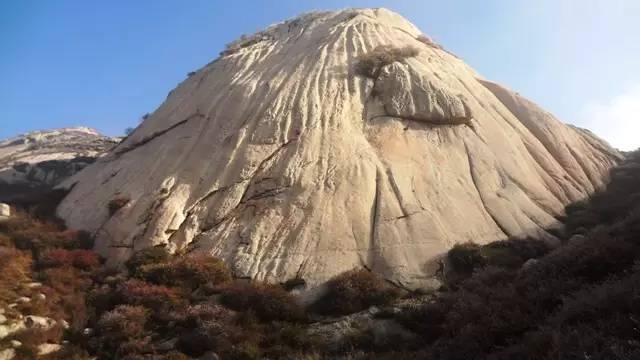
[136, 255, 232, 292]
[445, 237, 552, 282]
[312, 269, 401, 316]
[1, 150, 638, 359]
[125, 245, 170, 274]
[354, 45, 419, 78]
[389, 150, 640, 359]
[0, 200, 101, 359]
[220, 282, 304, 322]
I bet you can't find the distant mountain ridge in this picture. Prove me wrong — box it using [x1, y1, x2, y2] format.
[0, 127, 119, 202]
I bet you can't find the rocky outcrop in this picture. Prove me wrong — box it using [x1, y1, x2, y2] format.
[57, 8, 621, 289]
[0, 204, 9, 221]
[0, 127, 118, 202]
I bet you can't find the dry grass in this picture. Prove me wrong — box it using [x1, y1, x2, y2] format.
[0, 246, 32, 306]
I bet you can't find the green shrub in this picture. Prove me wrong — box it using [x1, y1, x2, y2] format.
[312, 269, 401, 316]
[481, 238, 551, 269]
[354, 45, 419, 78]
[447, 242, 486, 275]
[125, 246, 170, 274]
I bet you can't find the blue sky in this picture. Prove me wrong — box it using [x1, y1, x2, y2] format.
[1, 1, 639, 150]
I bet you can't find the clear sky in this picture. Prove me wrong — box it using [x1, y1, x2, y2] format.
[1, 0, 639, 150]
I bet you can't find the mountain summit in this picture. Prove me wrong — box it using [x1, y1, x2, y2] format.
[57, 8, 621, 289]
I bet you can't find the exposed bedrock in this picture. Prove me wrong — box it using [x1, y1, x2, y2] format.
[56, 8, 621, 290]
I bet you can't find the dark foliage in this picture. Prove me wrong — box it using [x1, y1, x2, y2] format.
[312, 269, 401, 316]
[220, 282, 305, 322]
[391, 150, 640, 359]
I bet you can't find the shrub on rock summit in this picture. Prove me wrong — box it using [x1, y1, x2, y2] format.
[355, 45, 419, 78]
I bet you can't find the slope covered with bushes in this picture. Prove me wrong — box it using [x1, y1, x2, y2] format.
[1, 151, 637, 359]
[388, 150, 640, 359]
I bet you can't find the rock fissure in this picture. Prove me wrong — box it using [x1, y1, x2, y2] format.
[114, 112, 203, 157]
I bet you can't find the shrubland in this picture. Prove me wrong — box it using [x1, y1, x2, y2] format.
[0, 150, 637, 359]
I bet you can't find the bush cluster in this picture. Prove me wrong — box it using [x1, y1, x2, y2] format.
[388, 150, 640, 359]
[220, 282, 304, 322]
[354, 45, 419, 78]
[136, 255, 232, 292]
[312, 269, 401, 316]
[0, 194, 102, 358]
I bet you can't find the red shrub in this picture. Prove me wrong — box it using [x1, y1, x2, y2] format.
[117, 279, 180, 310]
[138, 255, 231, 292]
[39, 249, 101, 270]
[170, 303, 234, 328]
[0, 247, 32, 305]
[96, 305, 151, 357]
[41, 267, 92, 295]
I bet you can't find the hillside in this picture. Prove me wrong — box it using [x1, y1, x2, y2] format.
[0, 127, 118, 203]
[55, 8, 620, 290]
[0, 151, 636, 359]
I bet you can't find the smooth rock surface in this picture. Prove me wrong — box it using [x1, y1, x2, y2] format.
[0, 322, 25, 340]
[57, 8, 621, 289]
[0, 348, 15, 360]
[0, 203, 9, 219]
[37, 343, 62, 356]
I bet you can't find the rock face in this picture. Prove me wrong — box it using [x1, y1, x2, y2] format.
[57, 9, 621, 289]
[0, 127, 118, 202]
[0, 203, 9, 221]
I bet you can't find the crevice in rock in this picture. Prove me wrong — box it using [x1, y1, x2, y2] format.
[368, 113, 471, 127]
[241, 185, 291, 203]
[463, 142, 509, 238]
[114, 112, 203, 157]
[108, 244, 134, 249]
[369, 170, 381, 248]
[385, 168, 408, 217]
